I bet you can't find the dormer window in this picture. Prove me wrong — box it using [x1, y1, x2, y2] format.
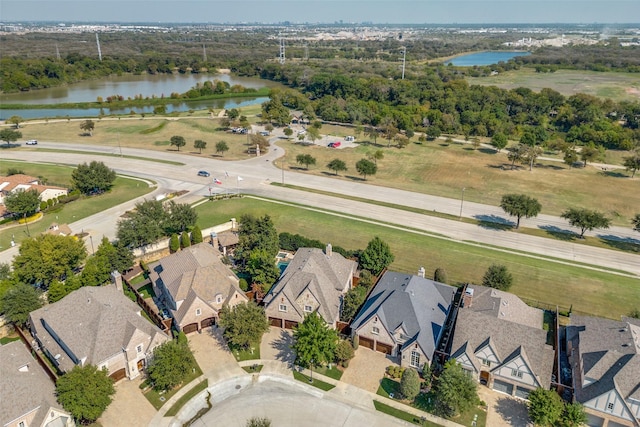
[136, 344, 143, 354]
[216, 294, 223, 304]
[279, 304, 287, 312]
[372, 326, 380, 335]
[195, 308, 202, 316]
[304, 305, 312, 312]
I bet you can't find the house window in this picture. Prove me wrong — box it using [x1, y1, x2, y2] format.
[195, 308, 202, 316]
[410, 351, 421, 368]
[481, 358, 491, 367]
[136, 344, 143, 354]
[511, 369, 523, 378]
[19, 422, 25, 427]
[607, 402, 614, 411]
[216, 295, 223, 304]
[279, 304, 287, 312]
[372, 326, 380, 335]
[304, 305, 312, 312]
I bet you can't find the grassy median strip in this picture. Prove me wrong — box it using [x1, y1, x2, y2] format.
[293, 371, 335, 391]
[164, 379, 209, 417]
[30, 148, 185, 165]
[373, 401, 441, 427]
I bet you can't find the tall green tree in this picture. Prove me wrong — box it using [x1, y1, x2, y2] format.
[3, 188, 41, 217]
[400, 367, 421, 401]
[164, 201, 197, 234]
[7, 115, 24, 128]
[246, 249, 280, 290]
[292, 312, 338, 368]
[80, 119, 95, 136]
[563, 146, 579, 168]
[215, 140, 229, 156]
[148, 340, 196, 391]
[482, 264, 513, 291]
[340, 286, 367, 322]
[561, 208, 611, 238]
[180, 231, 191, 248]
[194, 139, 207, 154]
[623, 152, 640, 178]
[491, 132, 508, 152]
[507, 144, 526, 170]
[500, 194, 542, 229]
[434, 360, 479, 417]
[0, 283, 43, 325]
[580, 143, 603, 168]
[0, 128, 22, 147]
[170, 135, 186, 151]
[527, 388, 564, 427]
[326, 158, 347, 175]
[56, 365, 115, 424]
[116, 199, 167, 248]
[296, 154, 316, 170]
[169, 234, 180, 253]
[71, 161, 116, 195]
[236, 214, 279, 266]
[561, 402, 588, 427]
[191, 225, 203, 244]
[359, 236, 394, 276]
[355, 158, 377, 180]
[81, 237, 134, 286]
[219, 301, 269, 349]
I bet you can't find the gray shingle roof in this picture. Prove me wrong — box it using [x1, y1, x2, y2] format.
[263, 248, 357, 324]
[29, 284, 168, 372]
[461, 285, 543, 328]
[0, 341, 71, 427]
[351, 271, 456, 360]
[569, 315, 640, 407]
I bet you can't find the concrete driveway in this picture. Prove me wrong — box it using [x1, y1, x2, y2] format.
[260, 326, 295, 366]
[189, 326, 246, 383]
[478, 386, 532, 427]
[340, 347, 398, 393]
[99, 376, 156, 427]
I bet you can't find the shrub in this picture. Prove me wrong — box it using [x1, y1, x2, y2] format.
[191, 225, 203, 244]
[335, 340, 355, 366]
[180, 231, 191, 248]
[434, 267, 448, 284]
[40, 201, 48, 211]
[140, 259, 149, 273]
[169, 234, 180, 253]
[352, 334, 359, 350]
[239, 278, 249, 291]
[400, 368, 420, 400]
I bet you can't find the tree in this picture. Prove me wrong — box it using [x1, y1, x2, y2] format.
[180, 231, 191, 248]
[246, 417, 271, 427]
[283, 127, 293, 139]
[296, 154, 316, 170]
[219, 301, 269, 349]
[117, 200, 167, 248]
[355, 158, 377, 180]
[580, 143, 602, 168]
[400, 367, 420, 401]
[561, 208, 611, 238]
[71, 160, 116, 195]
[632, 214, 640, 232]
[292, 312, 338, 368]
[56, 365, 115, 424]
[507, 144, 526, 170]
[80, 237, 133, 287]
[3, 188, 41, 217]
[80, 119, 95, 136]
[194, 139, 207, 154]
[326, 158, 347, 175]
[0, 283, 42, 325]
[369, 150, 384, 164]
[482, 264, 513, 291]
[0, 128, 22, 147]
[191, 225, 203, 244]
[164, 201, 197, 234]
[307, 126, 321, 144]
[528, 388, 564, 427]
[227, 108, 240, 120]
[170, 135, 186, 151]
[523, 144, 543, 171]
[500, 194, 542, 229]
[561, 402, 588, 427]
[434, 267, 448, 284]
[169, 234, 180, 252]
[623, 152, 640, 178]
[563, 146, 578, 168]
[334, 339, 355, 367]
[246, 249, 281, 290]
[359, 236, 394, 276]
[236, 214, 279, 267]
[7, 115, 24, 128]
[340, 286, 367, 322]
[434, 360, 479, 417]
[148, 340, 196, 391]
[13, 234, 87, 287]
[491, 132, 508, 152]
[47, 280, 69, 303]
[215, 140, 229, 156]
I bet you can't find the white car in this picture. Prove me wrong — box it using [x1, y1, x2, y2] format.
[25, 140, 38, 145]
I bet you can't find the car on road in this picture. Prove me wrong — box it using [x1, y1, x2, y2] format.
[197, 170, 211, 177]
[25, 140, 38, 145]
[328, 141, 341, 148]
[260, 131, 270, 136]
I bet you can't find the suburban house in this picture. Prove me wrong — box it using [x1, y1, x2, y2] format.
[263, 245, 357, 329]
[0, 174, 68, 215]
[566, 315, 640, 427]
[148, 242, 248, 334]
[29, 282, 170, 381]
[350, 270, 456, 371]
[0, 341, 74, 427]
[449, 285, 554, 400]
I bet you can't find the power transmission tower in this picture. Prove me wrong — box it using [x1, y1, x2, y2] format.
[303, 43, 309, 61]
[96, 33, 102, 61]
[401, 46, 406, 79]
[203, 43, 207, 62]
[55, 43, 61, 61]
[279, 36, 286, 65]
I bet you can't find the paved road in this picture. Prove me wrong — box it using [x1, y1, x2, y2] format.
[1, 141, 639, 276]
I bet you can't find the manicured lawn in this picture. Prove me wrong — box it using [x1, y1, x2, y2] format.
[143, 364, 204, 410]
[242, 364, 264, 374]
[164, 379, 209, 417]
[0, 336, 20, 345]
[377, 377, 401, 398]
[137, 283, 155, 299]
[193, 197, 640, 319]
[230, 343, 260, 362]
[293, 370, 335, 391]
[373, 401, 441, 427]
[315, 365, 343, 381]
[129, 274, 148, 286]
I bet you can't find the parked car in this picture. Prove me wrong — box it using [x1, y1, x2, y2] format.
[260, 131, 270, 136]
[330, 141, 341, 148]
[345, 136, 355, 142]
[197, 170, 210, 177]
[25, 139, 38, 145]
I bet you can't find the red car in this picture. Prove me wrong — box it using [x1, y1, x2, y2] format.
[329, 141, 341, 148]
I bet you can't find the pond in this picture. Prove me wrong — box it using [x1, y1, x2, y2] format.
[445, 51, 531, 66]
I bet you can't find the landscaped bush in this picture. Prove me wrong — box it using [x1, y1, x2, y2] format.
[238, 278, 249, 291]
[386, 365, 405, 380]
[278, 232, 356, 258]
[40, 201, 48, 211]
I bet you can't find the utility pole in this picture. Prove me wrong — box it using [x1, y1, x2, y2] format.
[401, 46, 407, 80]
[279, 36, 286, 65]
[202, 43, 207, 62]
[96, 33, 102, 61]
[459, 187, 466, 220]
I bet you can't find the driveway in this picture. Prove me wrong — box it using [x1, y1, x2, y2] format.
[99, 376, 156, 427]
[477, 386, 532, 427]
[260, 326, 295, 366]
[189, 326, 246, 382]
[340, 347, 397, 393]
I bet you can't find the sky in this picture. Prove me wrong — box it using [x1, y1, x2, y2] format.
[1, 0, 639, 24]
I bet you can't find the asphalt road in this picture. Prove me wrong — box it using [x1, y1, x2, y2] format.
[1, 140, 639, 277]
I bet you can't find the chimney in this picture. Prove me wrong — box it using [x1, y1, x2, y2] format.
[418, 266, 425, 278]
[325, 243, 332, 257]
[230, 218, 237, 230]
[462, 286, 474, 308]
[210, 232, 219, 250]
[111, 270, 123, 292]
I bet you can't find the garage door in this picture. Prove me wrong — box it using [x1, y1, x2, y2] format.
[201, 317, 216, 328]
[183, 323, 198, 334]
[607, 421, 628, 427]
[284, 320, 298, 330]
[269, 317, 282, 327]
[359, 336, 374, 350]
[586, 413, 604, 427]
[493, 380, 514, 395]
[515, 386, 531, 400]
[109, 368, 127, 382]
[376, 342, 393, 355]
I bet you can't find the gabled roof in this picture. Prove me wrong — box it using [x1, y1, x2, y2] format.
[29, 284, 169, 373]
[0, 341, 71, 427]
[568, 315, 640, 407]
[0, 174, 67, 197]
[351, 271, 456, 361]
[461, 284, 543, 328]
[263, 247, 356, 324]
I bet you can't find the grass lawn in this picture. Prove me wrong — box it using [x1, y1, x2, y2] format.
[0, 335, 20, 345]
[373, 401, 442, 427]
[143, 363, 204, 410]
[230, 343, 260, 362]
[137, 283, 155, 299]
[377, 377, 400, 398]
[129, 274, 148, 286]
[242, 364, 264, 373]
[292, 370, 335, 391]
[314, 365, 343, 381]
[164, 379, 209, 417]
[0, 161, 153, 251]
[193, 197, 640, 319]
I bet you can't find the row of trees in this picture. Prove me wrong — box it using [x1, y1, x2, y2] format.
[295, 154, 379, 180]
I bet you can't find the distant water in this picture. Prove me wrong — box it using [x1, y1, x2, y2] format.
[445, 51, 531, 66]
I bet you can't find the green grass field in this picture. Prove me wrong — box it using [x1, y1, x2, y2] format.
[194, 197, 640, 319]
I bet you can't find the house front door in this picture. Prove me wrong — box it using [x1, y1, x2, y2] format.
[480, 370, 490, 385]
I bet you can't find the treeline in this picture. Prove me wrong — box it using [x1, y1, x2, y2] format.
[516, 44, 640, 72]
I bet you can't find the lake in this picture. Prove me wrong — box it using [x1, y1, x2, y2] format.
[445, 51, 531, 66]
[0, 73, 277, 120]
